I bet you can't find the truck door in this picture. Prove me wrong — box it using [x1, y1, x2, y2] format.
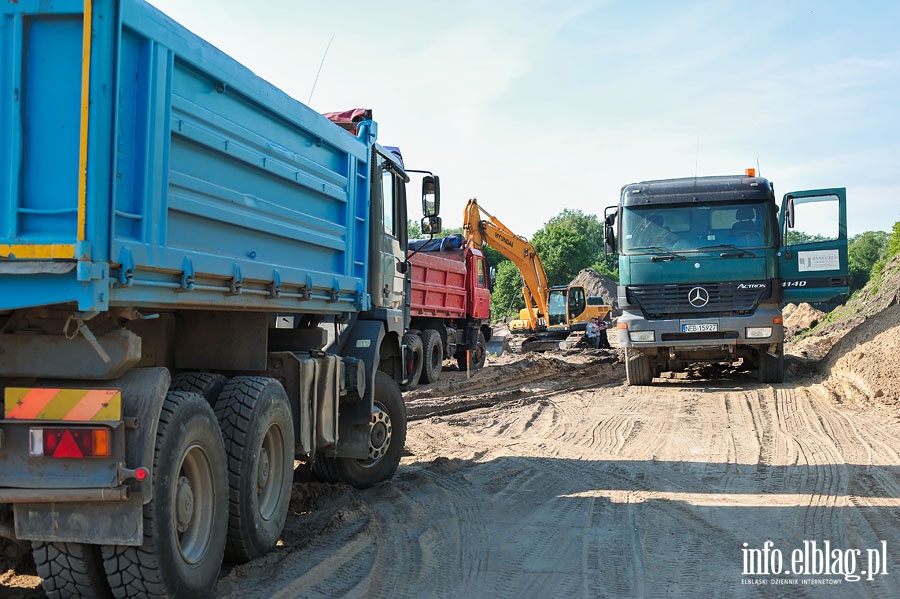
[372, 152, 407, 310]
[778, 188, 849, 304]
[468, 253, 491, 320]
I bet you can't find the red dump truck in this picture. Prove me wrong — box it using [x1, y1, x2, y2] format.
[402, 235, 492, 389]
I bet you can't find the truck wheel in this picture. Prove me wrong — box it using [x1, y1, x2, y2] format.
[215, 377, 294, 563]
[456, 331, 487, 371]
[625, 349, 653, 386]
[758, 344, 784, 384]
[312, 371, 406, 489]
[400, 333, 424, 391]
[420, 329, 443, 384]
[33, 542, 111, 599]
[102, 391, 227, 599]
[170, 372, 228, 405]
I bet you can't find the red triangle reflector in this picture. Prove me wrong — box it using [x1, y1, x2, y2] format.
[53, 429, 84, 458]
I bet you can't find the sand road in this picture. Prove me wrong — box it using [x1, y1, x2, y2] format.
[209, 353, 900, 598]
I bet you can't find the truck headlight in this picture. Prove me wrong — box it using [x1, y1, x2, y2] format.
[745, 327, 772, 339]
[629, 331, 655, 342]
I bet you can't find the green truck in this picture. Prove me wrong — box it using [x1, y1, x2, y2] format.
[605, 171, 848, 385]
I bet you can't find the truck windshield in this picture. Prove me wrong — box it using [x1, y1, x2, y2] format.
[621, 201, 773, 254]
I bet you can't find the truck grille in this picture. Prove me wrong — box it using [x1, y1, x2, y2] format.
[626, 281, 771, 318]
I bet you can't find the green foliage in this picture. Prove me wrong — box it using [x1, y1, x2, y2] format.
[848, 230, 888, 292]
[590, 254, 619, 282]
[480, 244, 505, 272]
[531, 209, 606, 285]
[490, 260, 525, 320]
[888, 221, 900, 259]
[407, 220, 462, 241]
[407, 219, 422, 240]
[784, 229, 828, 245]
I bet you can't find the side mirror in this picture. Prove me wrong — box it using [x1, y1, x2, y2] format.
[604, 226, 616, 255]
[422, 175, 441, 217]
[421, 215, 442, 236]
[784, 197, 795, 229]
[603, 205, 618, 255]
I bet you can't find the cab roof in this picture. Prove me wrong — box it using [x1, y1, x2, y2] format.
[621, 175, 775, 207]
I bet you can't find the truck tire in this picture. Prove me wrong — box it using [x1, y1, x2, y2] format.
[102, 391, 227, 599]
[420, 329, 443, 384]
[400, 333, 424, 391]
[169, 372, 228, 405]
[312, 371, 406, 489]
[758, 344, 784, 384]
[214, 377, 294, 563]
[625, 348, 653, 386]
[33, 542, 112, 599]
[456, 331, 487, 371]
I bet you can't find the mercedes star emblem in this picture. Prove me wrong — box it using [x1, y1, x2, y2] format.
[688, 286, 710, 308]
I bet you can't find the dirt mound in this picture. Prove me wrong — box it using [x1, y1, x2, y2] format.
[403, 351, 623, 420]
[799, 254, 900, 409]
[788, 255, 900, 362]
[569, 269, 617, 308]
[782, 302, 824, 339]
[820, 304, 900, 409]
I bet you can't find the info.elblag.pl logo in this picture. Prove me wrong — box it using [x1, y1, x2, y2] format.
[742, 540, 890, 585]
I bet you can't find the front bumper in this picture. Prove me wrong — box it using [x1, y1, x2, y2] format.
[617, 307, 784, 350]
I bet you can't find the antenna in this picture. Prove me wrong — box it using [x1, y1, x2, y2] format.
[756, 157, 762, 177]
[694, 136, 700, 183]
[308, 34, 335, 105]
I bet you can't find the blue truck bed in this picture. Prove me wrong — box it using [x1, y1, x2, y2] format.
[0, 0, 371, 315]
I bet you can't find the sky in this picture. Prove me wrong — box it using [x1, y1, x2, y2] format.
[146, 0, 900, 238]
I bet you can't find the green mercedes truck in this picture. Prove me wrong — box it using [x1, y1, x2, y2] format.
[605, 170, 848, 385]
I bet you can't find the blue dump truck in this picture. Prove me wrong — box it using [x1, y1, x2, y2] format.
[0, 1, 440, 597]
[605, 170, 848, 386]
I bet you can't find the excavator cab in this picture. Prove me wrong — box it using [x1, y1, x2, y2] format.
[546, 286, 586, 327]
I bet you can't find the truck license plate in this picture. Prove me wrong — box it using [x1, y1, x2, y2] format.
[682, 323, 718, 333]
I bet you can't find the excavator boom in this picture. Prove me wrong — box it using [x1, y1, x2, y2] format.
[463, 198, 551, 331]
[463, 198, 613, 349]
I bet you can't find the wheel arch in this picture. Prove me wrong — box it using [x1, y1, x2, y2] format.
[337, 318, 388, 459]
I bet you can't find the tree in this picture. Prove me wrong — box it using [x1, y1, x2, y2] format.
[590, 254, 619, 282]
[889, 220, 900, 260]
[407, 220, 462, 241]
[490, 260, 525, 320]
[530, 209, 604, 285]
[407, 219, 422, 240]
[848, 230, 888, 292]
[783, 230, 828, 245]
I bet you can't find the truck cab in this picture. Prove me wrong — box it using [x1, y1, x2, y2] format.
[606, 172, 848, 384]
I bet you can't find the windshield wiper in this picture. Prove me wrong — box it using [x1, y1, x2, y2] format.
[699, 244, 758, 258]
[629, 246, 687, 261]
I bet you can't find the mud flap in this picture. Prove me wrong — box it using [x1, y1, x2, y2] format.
[335, 319, 385, 459]
[15, 495, 143, 545]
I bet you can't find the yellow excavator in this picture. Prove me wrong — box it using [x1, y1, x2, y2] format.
[463, 198, 611, 351]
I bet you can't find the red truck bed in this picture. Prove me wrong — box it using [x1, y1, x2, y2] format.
[409, 250, 467, 319]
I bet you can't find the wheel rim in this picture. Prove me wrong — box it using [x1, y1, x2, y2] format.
[174, 443, 216, 565]
[257, 423, 285, 521]
[358, 402, 392, 467]
[473, 342, 486, 366]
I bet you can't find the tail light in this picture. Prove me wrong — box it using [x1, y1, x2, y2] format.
[29, 427, 111, 458]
